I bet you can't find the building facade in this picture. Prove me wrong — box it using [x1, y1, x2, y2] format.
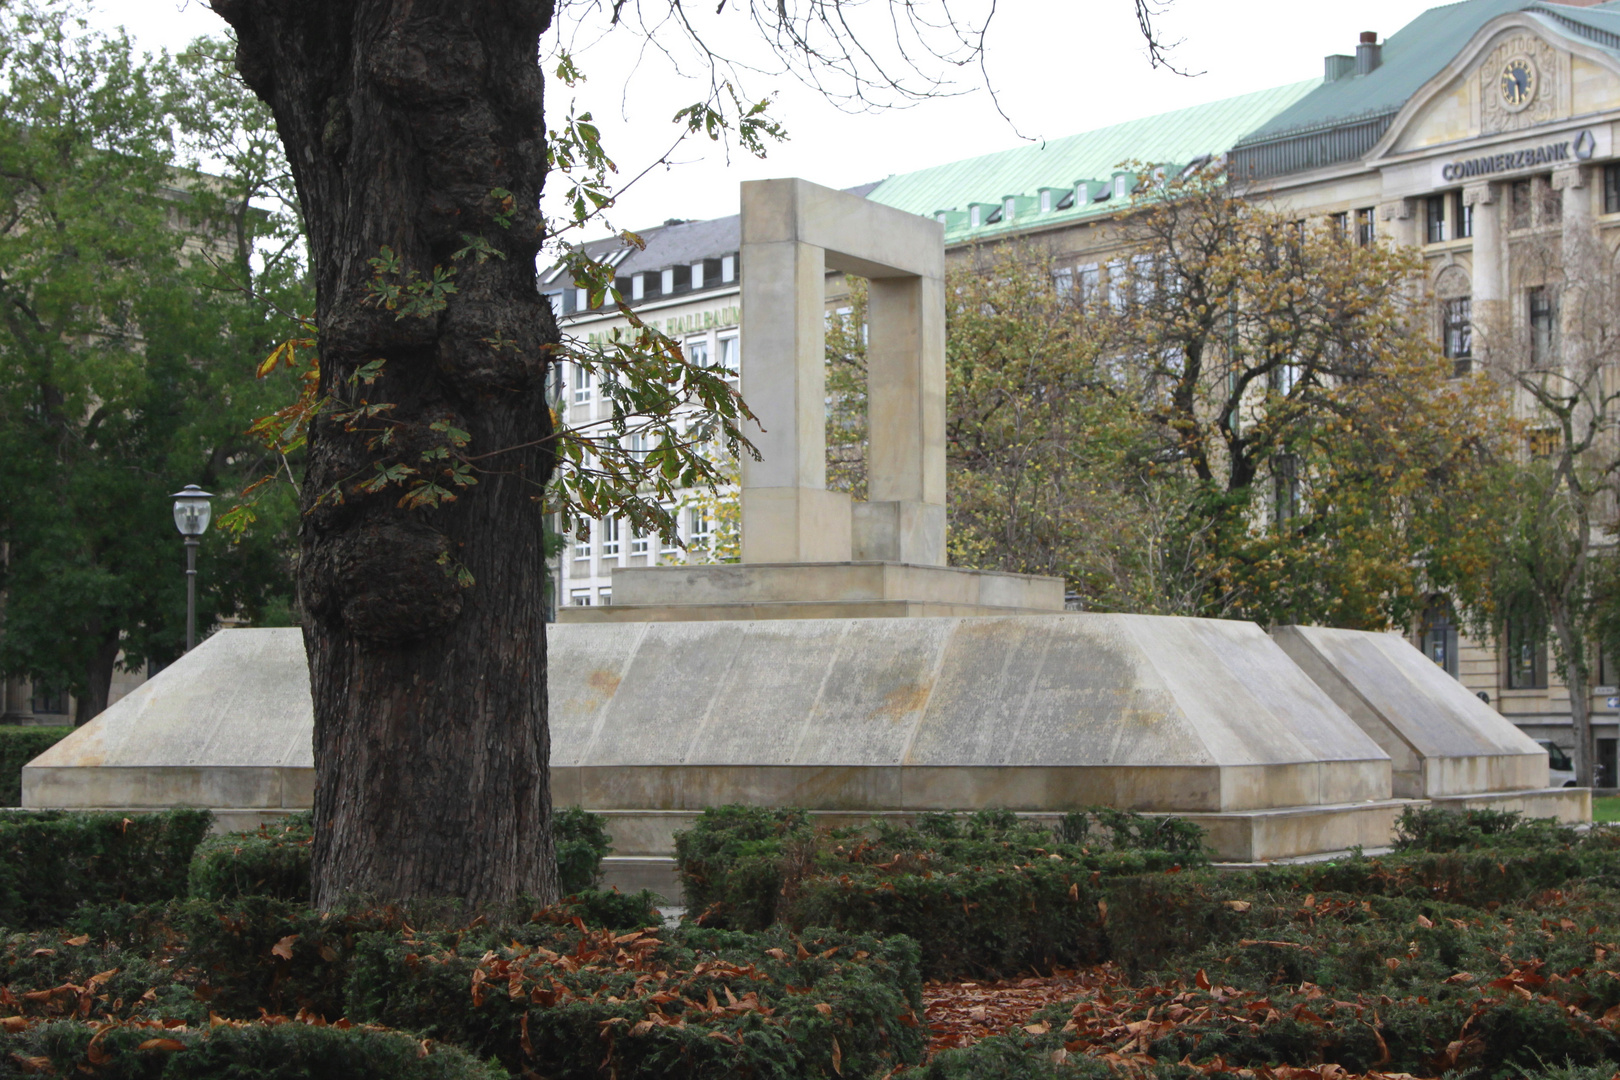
[551, 0, 1620, 778]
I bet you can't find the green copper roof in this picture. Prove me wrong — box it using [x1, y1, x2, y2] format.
[866, 80, 1318, 242]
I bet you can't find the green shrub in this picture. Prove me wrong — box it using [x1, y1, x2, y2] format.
[673, 805, 817, 929]
[1058, 806, 1208, 856]
[0, 808, 213, 930]
[786, 852, 1193, 979]
[344, 922, 925, 1079]
[0, 1018, 507, 1080]
[0, 725, 70, 807]
[553, 805, 611, 895]
[189, 813, 313, 902]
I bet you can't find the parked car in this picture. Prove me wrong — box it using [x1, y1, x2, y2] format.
[1538, 740, 1578, 788]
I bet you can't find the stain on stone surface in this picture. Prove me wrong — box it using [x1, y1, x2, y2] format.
[586, 669, 621, 697]
[872, 682, 931, 721]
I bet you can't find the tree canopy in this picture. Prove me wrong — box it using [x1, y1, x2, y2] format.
[0, 3, 306, 722]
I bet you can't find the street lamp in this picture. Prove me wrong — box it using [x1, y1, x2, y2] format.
[171, 485, 214, 652]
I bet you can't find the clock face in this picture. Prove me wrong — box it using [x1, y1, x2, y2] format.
[1500, 58, 1536, 110]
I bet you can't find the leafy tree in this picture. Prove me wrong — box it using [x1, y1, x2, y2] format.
[1099, 168, 1510, 628]
[0, 4, 303, 723]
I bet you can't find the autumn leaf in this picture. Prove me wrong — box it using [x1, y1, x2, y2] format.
[138, 1038, 186, 1052]
[271, 935, 297, 961]
[831, 1035, 843, 1076]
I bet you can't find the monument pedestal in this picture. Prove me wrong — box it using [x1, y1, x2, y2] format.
[557, 561, 1066, 623]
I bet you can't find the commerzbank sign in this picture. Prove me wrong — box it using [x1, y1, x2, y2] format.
[1436, 127, 1608, 184]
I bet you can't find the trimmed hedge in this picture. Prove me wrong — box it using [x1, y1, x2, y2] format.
[345, 922, 926, 1078]
[0, 1018, 507, 1080]
[0, 808, 213, 930]
[0, 725, 71, 807]
[189, 813, 313, 902]
[674, 805, 817, 929]
[186, 806, 612, 906]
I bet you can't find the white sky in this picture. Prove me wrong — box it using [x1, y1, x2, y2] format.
[109, 0, 1443, 238]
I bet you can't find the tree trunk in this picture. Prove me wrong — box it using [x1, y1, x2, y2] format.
[211, 0, 561, 908]
[74, 632, 120, 727]
[1550, 601, 1594, 788]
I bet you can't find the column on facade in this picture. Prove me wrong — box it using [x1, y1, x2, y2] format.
[1552, 164, 1595, 360]
[1463, 182, 1502, 355]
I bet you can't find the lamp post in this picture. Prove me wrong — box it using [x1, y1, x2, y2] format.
[171, 486, 214, 652]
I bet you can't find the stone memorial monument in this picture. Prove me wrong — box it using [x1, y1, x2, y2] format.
[23, 179, 1586, 892]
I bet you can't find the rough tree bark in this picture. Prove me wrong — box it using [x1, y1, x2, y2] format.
[209, 0, 560, 907]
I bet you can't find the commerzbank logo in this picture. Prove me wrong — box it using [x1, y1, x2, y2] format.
[1439, 128, 1600, 181]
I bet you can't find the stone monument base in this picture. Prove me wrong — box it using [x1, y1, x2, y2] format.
[558, 561, 1066, 622]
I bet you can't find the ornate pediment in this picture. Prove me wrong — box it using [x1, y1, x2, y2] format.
[1479, 32, 1564, 135]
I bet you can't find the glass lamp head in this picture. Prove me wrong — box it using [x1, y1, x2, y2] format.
[171, 485, 214, 537]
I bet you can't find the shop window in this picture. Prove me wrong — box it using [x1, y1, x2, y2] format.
[1506, 608, 1549, 689]
[1420, 599, 1460, 678]
[1425, 195, 1445, 244]
[1529, 286, 1557, 367]
[1442, 297, 1472, 371]
[1355, 207, 1375, 246]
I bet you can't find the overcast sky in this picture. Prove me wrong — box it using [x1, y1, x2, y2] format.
[110, 0, 1443, 238]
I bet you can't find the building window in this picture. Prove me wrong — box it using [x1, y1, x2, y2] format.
[1420, 599, 1460, 678]
[660, 507, 680, 554]
[1272, 453, 1300, 527]
[1453, 191, 1473, 238]
[1506, 608, 1549, 690]
[1529, 286, 1557, 367]
[721, 254, 736, 282]
[574, 526, 591, 560]
[601, 516, 620, 558]
[1528, 426, 1560, 459]
[1053, 267, 1073, 297]
[687, 505, 712, 547]
[1539, 179, 1562, 225]
[719, 335, 740, 381]
[686, 336, 710, 368]
[1510, 179, 1533, 229]
[1442, 297, 1472, 369]
[630, 525, 649, 556]
[1355, 207, 1375, 246]
[690, 261, 705, 289]
[1425, 195, 1446, 244]
[1040, 190, 1053, 213]
[969, 205, 981, 228]
[660, 268, 674, 294]
[31, 685, 67, 715]
[631, 274, 645, 301]
[598, 588, 612, 606]
[626, 430, 650, 462]
[1078, 264, 1099, 306]
[572, 364, 592, 405]
[1330, 211, 1349, 239]
[570, 589, 591, 606]
[1106, 260, 1126, 310]
[1606, 164, 1620, 214]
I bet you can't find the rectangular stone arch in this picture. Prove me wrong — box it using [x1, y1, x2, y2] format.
[739, 178, 946, 564]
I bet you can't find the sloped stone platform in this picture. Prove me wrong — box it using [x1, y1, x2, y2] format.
[26, 618, 1411, 861]
[1271, 625, 1584, 823]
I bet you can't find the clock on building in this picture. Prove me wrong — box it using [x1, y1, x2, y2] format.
[1500, 57, 1536, 110]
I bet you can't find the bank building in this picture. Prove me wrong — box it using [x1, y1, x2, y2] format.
[549, 0, 1620, 784]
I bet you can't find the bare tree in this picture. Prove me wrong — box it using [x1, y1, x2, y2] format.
[1468, 175, 1620, 788]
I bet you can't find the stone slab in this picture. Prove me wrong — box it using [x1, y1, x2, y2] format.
[1272, 625, 1549, 797]
[1428, 786, 1590, 823]
[604, 561, 1066, 610]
